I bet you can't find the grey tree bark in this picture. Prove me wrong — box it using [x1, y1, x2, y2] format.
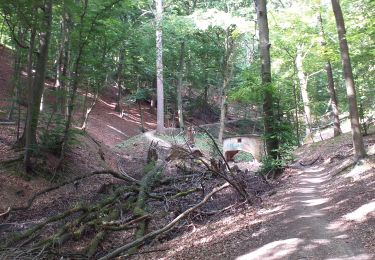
[318, 12, 341, 137]
[255, 0, 279, 160]
[218, 26, 236, 143]
[115, 48, 125, 112]
[177, 42, 185, 130]
[295, 44, 312, 137]
[331, 0, 366, 159]
[24, 0, 53, 171]
[155, 0, 165, 133]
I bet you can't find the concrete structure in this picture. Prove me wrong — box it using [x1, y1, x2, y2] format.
[223, 135, 264, 162]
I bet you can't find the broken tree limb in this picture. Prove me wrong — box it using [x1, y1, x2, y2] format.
[0, 207, 10, 217]
[98, 182, 230, 260]
[103, 215, 150, 231]
[299, 154, 321, 166]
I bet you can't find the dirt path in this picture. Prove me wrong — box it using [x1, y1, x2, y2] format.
[145, 151, 374, 260]
[235, 164, 373, 260]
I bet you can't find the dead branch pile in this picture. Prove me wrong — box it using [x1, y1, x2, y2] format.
[0, 142, 271, 259]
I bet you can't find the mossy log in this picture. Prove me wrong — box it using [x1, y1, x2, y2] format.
[129, 163, 164, 254]
[86, 209, 120, 258]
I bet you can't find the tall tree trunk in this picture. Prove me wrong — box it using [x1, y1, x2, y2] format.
[155, 0, 165, 133]
[292, 80, 300, 146]
[16, 26, 36, 147]
[218, 26, 236, 144]
[57, 0, 90, 167]
[295, 44, 312, 137]
[58, 46, 84, 165]
[218, 89, 227, 143]
[8, 38, 23, 121]
[24, 0, 53, 171]
[331, 0, 366, 160]
[55, 6, 68, 115]
[81, 91, 98, 131]
[318, 12, 341, 137]
[177, 42, 185, 130]
[325, 61, 341, 136]
[115, 49, 125, 112]
[255, 0, 279, 160]
[138, 101, 145, 133]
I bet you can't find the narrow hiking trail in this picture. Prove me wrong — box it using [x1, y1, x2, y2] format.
[237, 164, 372, 260]
[142, 146, 375, 260]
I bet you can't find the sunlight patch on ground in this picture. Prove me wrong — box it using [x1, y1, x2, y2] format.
[98, 98, 115, 108]
[257, 205, 284, 215]
[302, 198, 329, 206]
[326, 219, 347, 231]
[106, 125, 129, 137]
[343, 201, 375, 222]
[302, 176, 329, 184]
[236, 238, 304, 260]
[144, 131, 171, 147]
[296, 212, 324, 219]
[296, 187, 316, 194]
[251, 227, 268, 238]
[326, 254, 373, 260]
[310, 238, 330, 245]
[345, 159, 375, 181]
[304, 166, 325, 173]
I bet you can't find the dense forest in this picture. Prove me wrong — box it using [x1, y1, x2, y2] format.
[0, 0, 374, 259]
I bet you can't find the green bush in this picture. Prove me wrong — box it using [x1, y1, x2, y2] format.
[233, 151, 254, 162]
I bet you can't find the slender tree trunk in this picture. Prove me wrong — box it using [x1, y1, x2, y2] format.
[292, 80, 300, 146]
[295, 44, 312, 137]
[24, 0, 53, 171]
[58, 0, 90, 167]
[177, 42, 185, 130]
[155, 0, 165, 133]
[325, 61, 341, 136]
[218, 27, 236, 143]
[115, 49, 125, 112]
[255, 0, 279, 159]
[138, 101, 145, 133]
[55, 7, 68, 115]
[16, 26, 36, 147]
[318, 12, 341, 137]
[58, 48, 83, 164]
[81, 91, 98, 131]
[82, 85, 89, 121]
[218, 89, 227, 143]
[8, 41, 23, 121]
[331, 0, 366, 160]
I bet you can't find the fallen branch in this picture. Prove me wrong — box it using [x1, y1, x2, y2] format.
[299, 154, 321, 166]
[103, 215, 151, 231]
[0, 121, 16, 125]
[9, 170, 140, 213]
[98, 182, 230, 260]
